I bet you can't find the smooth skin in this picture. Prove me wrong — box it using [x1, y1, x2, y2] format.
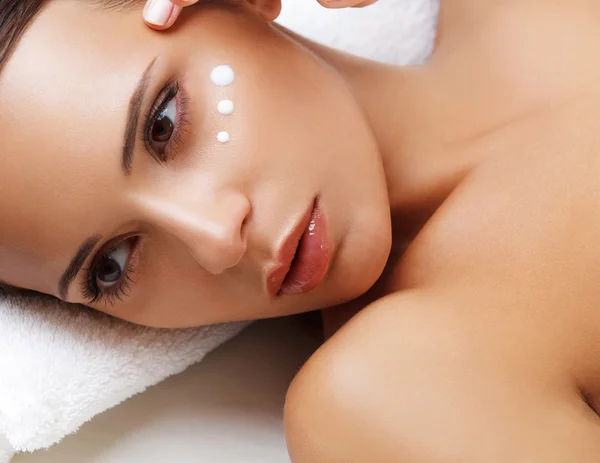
[3, 0, 600, 461]
[286, 2, 600, 462]
[0, 0, 393, 327]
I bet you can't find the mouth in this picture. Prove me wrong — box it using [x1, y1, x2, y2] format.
[266, 197, 331, 298]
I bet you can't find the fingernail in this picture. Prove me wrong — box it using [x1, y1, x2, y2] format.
[144, 0, 174, 26]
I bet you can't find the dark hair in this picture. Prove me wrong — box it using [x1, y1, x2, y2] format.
[0, 0, 47, 71]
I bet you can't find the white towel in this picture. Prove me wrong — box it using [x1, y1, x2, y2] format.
[0, 0, 438, 461]
[0, 294, 248, 460]
[277, 0, 438, 66]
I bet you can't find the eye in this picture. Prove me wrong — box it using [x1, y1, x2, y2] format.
[149, 96, 177, 157]
[95, 239, 133, 290]
[144, 81, 188, 165]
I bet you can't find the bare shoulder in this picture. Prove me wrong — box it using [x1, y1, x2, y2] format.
[284, 291, 600, 463]
[284, 291, 488, 463]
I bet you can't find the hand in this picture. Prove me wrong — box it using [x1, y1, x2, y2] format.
[143, 0, 378, 30]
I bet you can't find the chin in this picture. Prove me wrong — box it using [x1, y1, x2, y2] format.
[353, 239, 392, 297]
[327, 218, 393, 308]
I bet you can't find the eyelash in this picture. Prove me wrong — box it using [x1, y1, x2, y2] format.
[142, 80, 190, 163]
[80, 237, 139, 307]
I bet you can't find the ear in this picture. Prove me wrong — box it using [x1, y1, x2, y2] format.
[244, 0, 282, 22]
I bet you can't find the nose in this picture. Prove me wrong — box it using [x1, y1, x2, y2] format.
[135, 187, 251, 275]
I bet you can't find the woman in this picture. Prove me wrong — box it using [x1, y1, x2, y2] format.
[3, 0, 600, 461]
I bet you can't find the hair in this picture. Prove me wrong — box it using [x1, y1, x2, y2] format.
[0, 0, 46, 71]
[0, 280, 13, 293]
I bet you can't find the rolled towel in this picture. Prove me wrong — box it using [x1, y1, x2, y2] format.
[0, 293, 247, 461]
[0, 436, 13, 463]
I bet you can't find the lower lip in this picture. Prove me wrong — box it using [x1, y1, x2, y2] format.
[279, 200, 331, 296]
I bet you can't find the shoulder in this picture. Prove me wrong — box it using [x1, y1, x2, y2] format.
[284, 291, 479, 462]
[283, 290, 600, 462]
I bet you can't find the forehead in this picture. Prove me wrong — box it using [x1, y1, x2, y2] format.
[0, 0, 154, 292]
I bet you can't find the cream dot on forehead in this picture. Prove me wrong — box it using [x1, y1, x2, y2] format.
[210, 65, 235, 87]
[217, 131, 230, 143]
[217, 100, 235, 115]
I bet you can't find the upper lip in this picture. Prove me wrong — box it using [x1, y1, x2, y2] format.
[265, 199, 316, 297]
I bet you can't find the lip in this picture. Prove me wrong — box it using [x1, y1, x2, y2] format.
[266, 198, 331, 298]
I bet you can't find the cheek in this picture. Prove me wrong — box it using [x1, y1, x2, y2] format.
[101, 236, 257, 327]
[176, 62, 244, 174]
[201, 64, 240, 151]
[177, 61, 296, 201]
[169, 16, 349, 191]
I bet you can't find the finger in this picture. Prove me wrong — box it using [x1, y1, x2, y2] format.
[317, 0, 377, 8]
[354, 0, 377, 6]
[166, 0, 202, 7]
[316, 0, 348, 9]
[143, 0, 183, 29]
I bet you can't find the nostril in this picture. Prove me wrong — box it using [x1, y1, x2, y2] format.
[240, 209, 252, 247]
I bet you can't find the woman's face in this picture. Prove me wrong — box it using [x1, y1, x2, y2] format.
[0, 0, 391, 327]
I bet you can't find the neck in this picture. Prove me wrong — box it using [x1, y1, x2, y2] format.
[281, 27, 476, 237]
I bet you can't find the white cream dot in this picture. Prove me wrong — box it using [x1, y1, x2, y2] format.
[217, 131, 230, 143]
[217, 100, 235, 115]
[210, 65, 235, 87]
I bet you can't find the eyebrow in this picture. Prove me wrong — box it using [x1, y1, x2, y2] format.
[58, 235, 102, 301]
[122, 57, 158, 176]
